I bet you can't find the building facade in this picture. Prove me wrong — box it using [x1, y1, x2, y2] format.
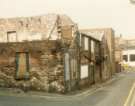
[115, 36, 135, 70]
[0, 15, 116, 93]
[80, 28, 116, 81]
[78, 32, 102, 88]
[0, 14, 79, 93]
[119, 38, 135, 67]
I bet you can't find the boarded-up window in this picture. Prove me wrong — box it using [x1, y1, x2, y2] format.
[80, 34, 82, 46]
[7, 31, 17, 42]
[91, 40, 95, 60]
[81, 65, 88, 79]
[91, 40, 95, 53]
[15, 52, 30, 80]
[64, 53, 70, 81]
[70, 58, 77, 80]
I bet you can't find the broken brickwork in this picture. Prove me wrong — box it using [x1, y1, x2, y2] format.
[0, 41, 68, 92]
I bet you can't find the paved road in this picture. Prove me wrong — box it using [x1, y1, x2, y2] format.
[0, 72, 135, 106]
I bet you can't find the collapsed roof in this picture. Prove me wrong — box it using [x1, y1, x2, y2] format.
[80, 30, 104, 41]
[0, 14, 77, 42]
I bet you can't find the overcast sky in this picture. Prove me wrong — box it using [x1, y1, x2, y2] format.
[0, 0, 135, 37]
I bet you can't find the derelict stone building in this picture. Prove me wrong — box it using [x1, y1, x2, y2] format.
[0, 14, 116, 93]
[0, 14, 79, 93]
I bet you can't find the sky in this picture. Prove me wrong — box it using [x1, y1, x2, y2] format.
[0, 0, 135, 37]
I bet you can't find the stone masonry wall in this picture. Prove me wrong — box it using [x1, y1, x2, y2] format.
[0, 14, 75, 42]
[0, 40, 66, 93]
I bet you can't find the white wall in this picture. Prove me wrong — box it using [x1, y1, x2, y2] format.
[123, 49, 135, 66]
[81, 65, 88, 79]
[0, 31, 43, 43]
[84, 37, 89, 50]
[18, 32, 42, 42]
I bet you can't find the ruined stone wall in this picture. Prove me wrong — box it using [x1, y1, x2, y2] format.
[102, 28, 115, 78]
[0, 14, 79, 93]
[0, 41, 65, 93]
[0, 14, 76, 42]
[115, 37, 122, 62]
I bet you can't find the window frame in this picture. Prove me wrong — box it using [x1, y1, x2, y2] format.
[84, 36, 89, 51]
[130, 54, 135, 62]
[123, 55, 128, 62]
[7, 31, 17, 42]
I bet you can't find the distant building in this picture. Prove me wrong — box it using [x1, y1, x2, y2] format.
[121, 38, 135, 67]
[115, 36, 135, 67]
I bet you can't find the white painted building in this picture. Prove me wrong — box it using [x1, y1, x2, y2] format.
[122, 49, 135, 66]
[118, 37, 135, 67]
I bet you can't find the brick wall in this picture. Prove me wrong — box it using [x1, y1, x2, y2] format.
[0, 41, 66, 93]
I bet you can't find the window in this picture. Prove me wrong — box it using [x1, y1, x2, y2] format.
[64, 53, 70, 81]
[123, 55, 128, 62]
[84, 37, 89, 50]
[91, 40, 95, 53]
[7, 31, 17, 42]
[130, 54, 135, 62]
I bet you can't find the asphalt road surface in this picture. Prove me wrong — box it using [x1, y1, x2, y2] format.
[0, 71, 135, 106]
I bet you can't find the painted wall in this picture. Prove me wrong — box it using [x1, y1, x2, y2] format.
[123, 49, 135, 66]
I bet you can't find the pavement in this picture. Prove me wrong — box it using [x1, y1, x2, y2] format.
[0, 71, 135, 106]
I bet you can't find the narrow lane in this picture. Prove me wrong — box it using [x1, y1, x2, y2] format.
[81, 72, 135, 106]
[0, 72, 135, 106]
